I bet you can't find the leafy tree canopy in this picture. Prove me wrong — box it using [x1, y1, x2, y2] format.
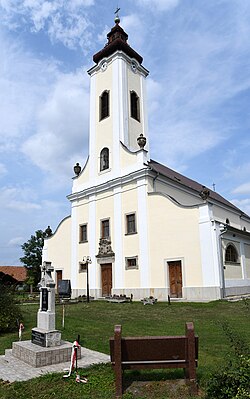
[20, 229, 45, 288]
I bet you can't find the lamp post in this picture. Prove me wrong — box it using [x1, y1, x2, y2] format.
[82, 256, 92, 302]
[219, 224, 227, 299]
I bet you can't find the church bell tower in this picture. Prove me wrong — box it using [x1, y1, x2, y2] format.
[87, 14, 150, 182]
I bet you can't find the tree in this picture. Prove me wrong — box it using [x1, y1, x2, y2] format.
[0, 282, 22, 332]
[20, 229, 45, 289]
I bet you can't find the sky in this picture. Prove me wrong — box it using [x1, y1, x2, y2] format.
[1, 0, 250, 265]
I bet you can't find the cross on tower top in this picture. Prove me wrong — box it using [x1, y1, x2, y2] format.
[114, 6, 120, 24]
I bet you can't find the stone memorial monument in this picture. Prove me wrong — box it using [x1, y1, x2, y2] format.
[11, 261, 81, 367]
[31, 261, 61, 347]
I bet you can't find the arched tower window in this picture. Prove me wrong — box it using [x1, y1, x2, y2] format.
[100, 148, 109, 171]
[100, 90, 109, 120]
[225, 244, 238, 263]
[130, 91, 140, 121]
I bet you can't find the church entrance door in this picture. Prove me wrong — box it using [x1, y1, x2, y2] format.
[101, 264, 112, 296]
[168, 261, 182, 298]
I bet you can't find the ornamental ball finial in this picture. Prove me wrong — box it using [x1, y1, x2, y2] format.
[114, 7, 120, 24]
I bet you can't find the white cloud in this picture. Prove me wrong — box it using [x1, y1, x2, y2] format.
[137, 0, 180, 11]
[0, 30, 59, 151]
[21, 69, 90, 184]
[0, 186, 41, 211]
[232, 183, 250, 195]
[0, 0, 94, 50]
[0, 163, 7, 178]
[151, 119, 226, 169]
[8, 237, 24, 247]
[231, 198, 250, 216]
[121, 14, 146, 50]
[145, 3, 250, 168]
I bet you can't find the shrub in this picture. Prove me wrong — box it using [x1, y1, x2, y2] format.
[0, 284, 22, 333]
[205, 320, 250, 399]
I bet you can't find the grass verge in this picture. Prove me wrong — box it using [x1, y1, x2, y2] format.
[0, 299, 249, 398]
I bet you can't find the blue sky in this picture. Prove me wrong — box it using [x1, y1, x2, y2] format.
[1, 0, 250, 265]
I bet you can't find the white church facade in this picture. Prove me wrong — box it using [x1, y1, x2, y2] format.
[43, 18, 250, 301]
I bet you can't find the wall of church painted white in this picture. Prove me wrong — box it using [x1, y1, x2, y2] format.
[154, 179, 204, 207]
[219, 229, 250, 296]
[43, 216, 72, 280]
[213, 205, 250, 231]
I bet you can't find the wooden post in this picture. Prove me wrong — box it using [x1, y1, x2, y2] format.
[185, 322, 197, 395]
[62, 303, 65, 329]
[114, 325, 123, 398]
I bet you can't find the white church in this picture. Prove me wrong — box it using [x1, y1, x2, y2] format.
[43, 17, 250, 301]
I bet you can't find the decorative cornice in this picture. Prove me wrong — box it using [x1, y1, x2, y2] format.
[218, 224, 250, 239]
[67, 168, 149, 202]
[88, 51, 149, 77]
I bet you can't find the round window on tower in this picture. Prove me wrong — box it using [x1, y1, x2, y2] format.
[131, 60, 138, 73]
[100, 60, 108, 72]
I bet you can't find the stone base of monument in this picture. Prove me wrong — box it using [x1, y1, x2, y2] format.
[12, 340, 81, 368]
[31, 328, 61, 347]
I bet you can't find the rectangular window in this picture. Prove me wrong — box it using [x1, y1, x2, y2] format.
[126, 213, 136, 234]
[79, 224, 88, 243]
[125, 256, 139, 270]
[130, 91, 140, 121]
[100, 91, 109, 121]
[101, 219, 110, 239]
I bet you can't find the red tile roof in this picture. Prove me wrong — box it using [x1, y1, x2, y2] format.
[0, 266, 27, 282]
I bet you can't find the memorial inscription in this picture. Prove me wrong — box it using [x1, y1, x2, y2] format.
[32, 330, 46, 347]
[41, 288, 48, 311]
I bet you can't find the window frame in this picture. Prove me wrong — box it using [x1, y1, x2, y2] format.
[125, 212, 137, 235]
[225, 243, 239, 264]
[130, 90, 140, 122]
[100, 147, 110, 172]
[101, 218, 110, 239]
[99, 90, 110, 121]
[79, 223, 88, 243]
[125, 256, 139, 270]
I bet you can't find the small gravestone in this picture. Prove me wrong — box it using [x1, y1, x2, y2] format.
[31, 261, 61, 347]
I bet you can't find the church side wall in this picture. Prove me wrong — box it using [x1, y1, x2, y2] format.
[44, 216, 72, 281]
[245, 244, 250, 278]
[153, 180, 203, 207]
[213, 205, 250, 230]
[147, 194, 205, 301]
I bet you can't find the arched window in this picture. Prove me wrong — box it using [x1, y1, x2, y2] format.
[225, 244, 238, 263]
[100, 148, 109, 171]
[130, 91, 140, 121]
[100, 91, 109, 120]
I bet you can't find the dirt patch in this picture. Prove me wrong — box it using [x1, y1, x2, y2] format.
[125, 379, 204, 398]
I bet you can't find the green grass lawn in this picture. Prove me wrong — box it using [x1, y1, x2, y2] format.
[0, 299, 249, 398]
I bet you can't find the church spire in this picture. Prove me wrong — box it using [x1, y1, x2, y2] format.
[93, 15, 143, 65]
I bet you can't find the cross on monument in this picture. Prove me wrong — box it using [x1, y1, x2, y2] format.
[39, 261, 55, 289]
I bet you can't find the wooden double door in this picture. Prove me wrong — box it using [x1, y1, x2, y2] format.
[101, 264, 112, 296]
[168, 261, 183, 298]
